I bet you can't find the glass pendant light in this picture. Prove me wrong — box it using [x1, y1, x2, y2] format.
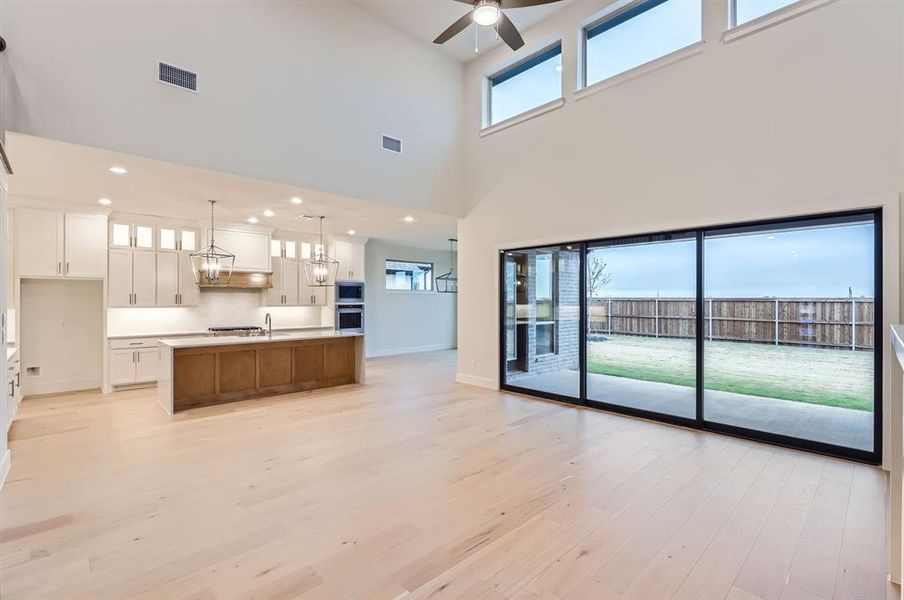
[302, 216, 339, 287]
[435, 238, 458, 294]
[190, 200, 235, 285]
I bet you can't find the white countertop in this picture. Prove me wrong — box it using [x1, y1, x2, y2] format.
[159, 330, 362, 348]
[892, 325, 904, 366]
[109, 325, 331, 340]
[7, 346, 19, 361]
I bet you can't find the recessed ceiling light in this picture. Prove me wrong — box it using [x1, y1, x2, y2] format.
[108, 166, 128, 175]
[347, 229, 356, 235]
[263, 209, 274, 217]
[98, 198, 112, 206]
[403, 215, 415, 223]
[291, 197, 303, 205]
[247, 216, 259, 224]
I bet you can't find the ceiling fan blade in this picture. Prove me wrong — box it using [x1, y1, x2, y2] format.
[433, 12, 474, 45]
[497, 13, 525, 51]
[502, 0, 562, 7]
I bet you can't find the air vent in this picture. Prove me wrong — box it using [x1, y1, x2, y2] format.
[382, 135, 402, 154]
[158, 62, 198, 92]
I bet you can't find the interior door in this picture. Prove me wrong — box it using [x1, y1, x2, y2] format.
[64, 213, 106, 277]
[178, 253, 200, 306]
[156, 252, 179, 306]
[108, 249, 134, 307]
[131, 251, 157, 307]
[18, 208, 63, 277]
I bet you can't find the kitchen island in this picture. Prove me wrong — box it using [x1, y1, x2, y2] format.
[157, 330, 364, 413]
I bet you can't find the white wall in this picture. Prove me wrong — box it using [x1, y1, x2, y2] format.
[20, 279, 104, 395]
[364, 240, 457, 357]
[107, 288, 322, 337]
[456, 0, 904, 388]
[0, 0, 465, 216]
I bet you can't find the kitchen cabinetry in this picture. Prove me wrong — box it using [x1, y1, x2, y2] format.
[18, 208, 106, 278]
[299, 278, 327, 306]
[158, 226, 200, 252]
[266, 258, 299, 306]
[110, 339, 160, 386]
[110, 220, 155, 250]
[109, 249, 156, 307]
[334, 240, 365, 281]
[271, 238, 298, 260]
[207, 228, 270, 272]
[156, 252, 200, 306]
[6, 349, 21, 428]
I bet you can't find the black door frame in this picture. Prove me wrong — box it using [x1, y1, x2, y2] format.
[498, 208, 883, 465]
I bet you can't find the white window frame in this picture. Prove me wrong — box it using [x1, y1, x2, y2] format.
[577, 0, 704, 98]
[481, 40, 565, 136]
[724, 0, 836, 43]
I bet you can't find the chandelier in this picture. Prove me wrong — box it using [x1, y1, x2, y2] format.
[301, 216, 339, 287]
[189, 200, 235, 285]
[435, 238, 458, 294]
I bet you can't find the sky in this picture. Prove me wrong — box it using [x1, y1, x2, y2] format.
[588, 223, 875, 298]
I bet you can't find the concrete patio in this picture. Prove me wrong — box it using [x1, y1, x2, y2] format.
[507, 370, 873, 452]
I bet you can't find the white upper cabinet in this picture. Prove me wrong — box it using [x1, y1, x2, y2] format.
[109, 249, 156, 307]
[271, 238, 298, 259]
[18, 208, 105, 278]
[64, 213, 107, 277]
[155, 251, 199, 306]
[158, 226, 200, 252]
[334, 240, 365, 282]
[208, 228, 270, 272]
[110, 220, 154, 250]
[265, 257, 299, 306]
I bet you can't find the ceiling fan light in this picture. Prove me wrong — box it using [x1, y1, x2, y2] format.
[473, 1, 501, 27]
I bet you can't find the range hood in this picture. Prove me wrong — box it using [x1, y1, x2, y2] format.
[199, 270, 272, 289]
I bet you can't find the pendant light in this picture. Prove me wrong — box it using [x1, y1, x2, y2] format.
[190, 200, 235, 285]
[302, 216, 339, 287]
[435, 238, 458, 294]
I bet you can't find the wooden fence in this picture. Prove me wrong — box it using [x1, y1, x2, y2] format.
[587, 297, 875, 351]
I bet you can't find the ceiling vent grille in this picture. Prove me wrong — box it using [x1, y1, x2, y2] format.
[158, 62, 198, 92]
[382, 135, 402, 154]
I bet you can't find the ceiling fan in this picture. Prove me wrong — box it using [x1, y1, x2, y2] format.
[433, 0, 563, 52]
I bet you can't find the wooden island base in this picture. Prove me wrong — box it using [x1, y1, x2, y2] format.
[158, 333, 364, 413]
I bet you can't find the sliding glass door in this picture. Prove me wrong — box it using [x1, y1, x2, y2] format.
[499, 209, 881, 463]
[501, 245, 581, 399]
[702, 214, 879, 454]
[585, 233, 697, 421]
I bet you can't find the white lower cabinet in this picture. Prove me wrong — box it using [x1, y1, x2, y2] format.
[109, 339, 160, 386]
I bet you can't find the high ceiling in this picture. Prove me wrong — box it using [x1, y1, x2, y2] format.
[6, 134, 457, 250]
[351, 0, 571, 63]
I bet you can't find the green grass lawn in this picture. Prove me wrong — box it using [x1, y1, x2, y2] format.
[586, 335, 874, 411]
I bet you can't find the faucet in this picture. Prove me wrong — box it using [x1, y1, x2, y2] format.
[264, 313, 272, 338]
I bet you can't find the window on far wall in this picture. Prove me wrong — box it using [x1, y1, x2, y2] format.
[489, 43, 562, 127]
[732, 0, 799, 26]
[385, 260, 434, 291]
[584, 0, 701, 88]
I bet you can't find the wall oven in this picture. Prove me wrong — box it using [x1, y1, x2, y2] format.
[336, 281, 365, 304]
[336, 304, 365, 333]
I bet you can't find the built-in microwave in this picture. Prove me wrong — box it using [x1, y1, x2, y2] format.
[336, 304, 365, 333]
[336, 281, 364, 304]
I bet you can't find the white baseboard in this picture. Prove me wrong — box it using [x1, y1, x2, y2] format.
[455, 372, 497, 390]
[366, 343, 455, 358]
[23, 378, 102, 397]
[0, 449, 10, 490]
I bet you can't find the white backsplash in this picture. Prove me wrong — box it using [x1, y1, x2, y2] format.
[107, 288, 324, 336]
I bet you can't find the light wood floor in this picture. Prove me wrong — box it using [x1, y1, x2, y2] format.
[0, 350, 893, 599]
